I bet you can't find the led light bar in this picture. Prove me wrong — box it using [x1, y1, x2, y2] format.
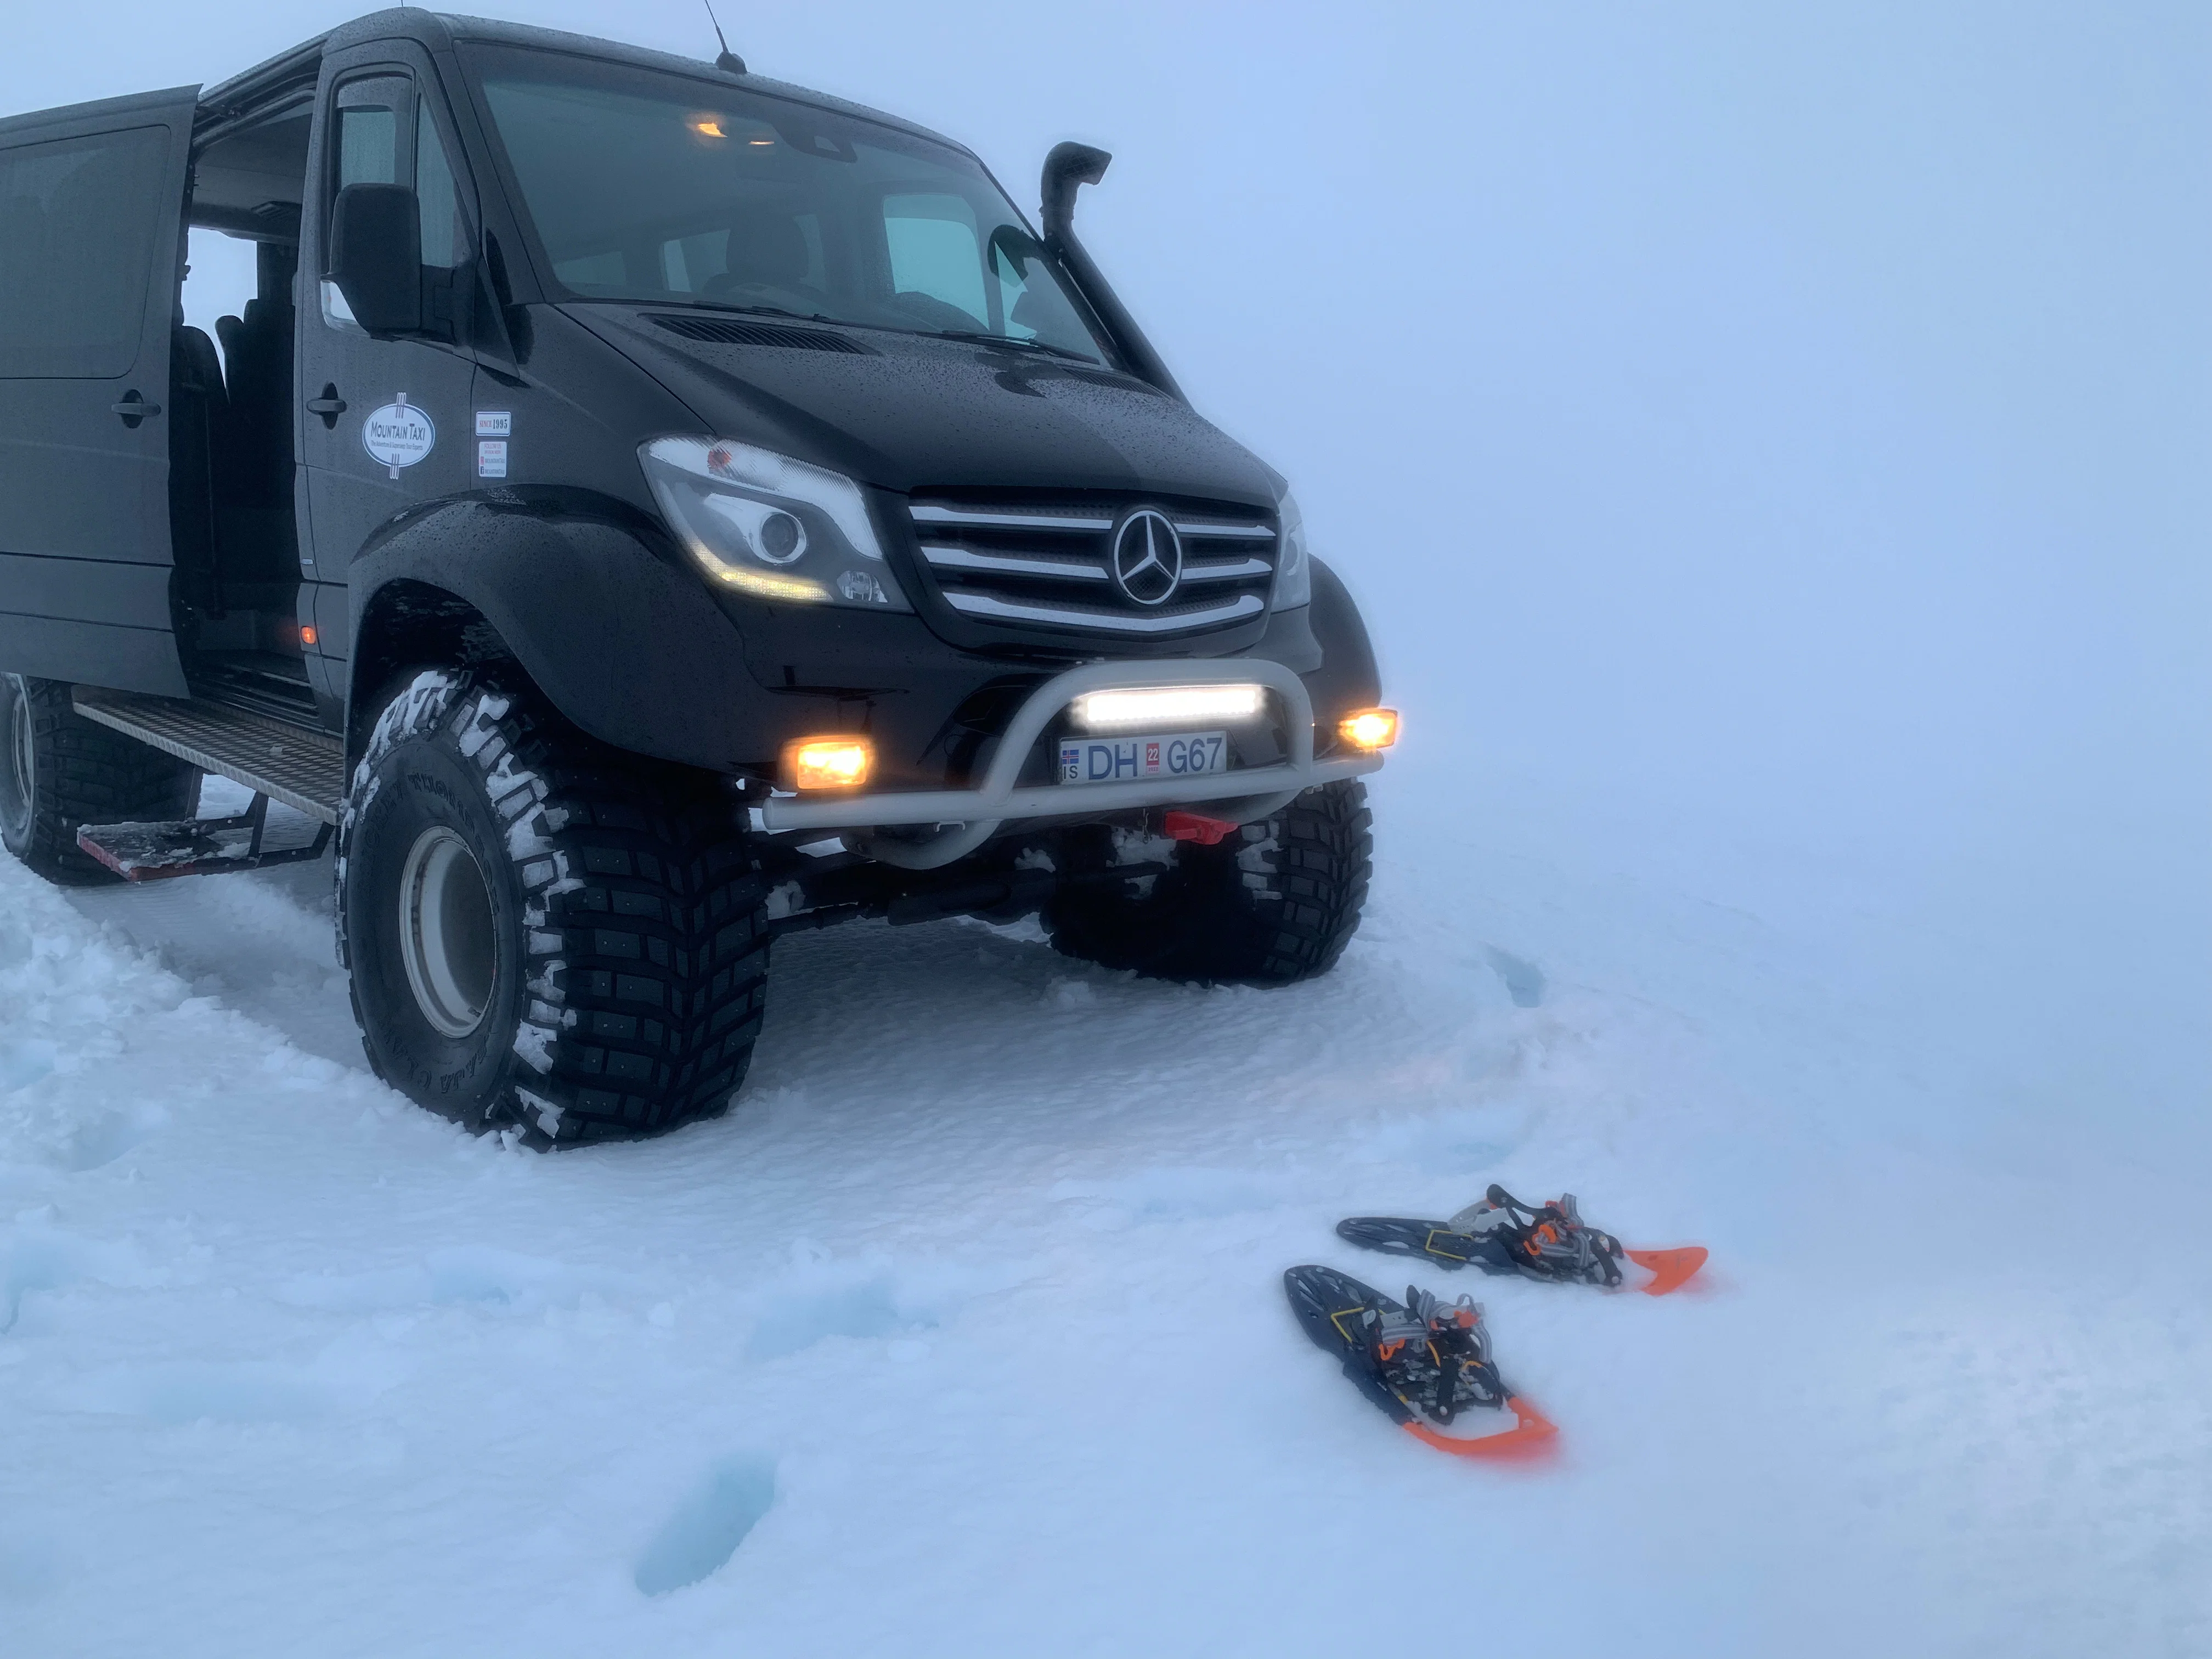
[1071, 684, 1267, 731]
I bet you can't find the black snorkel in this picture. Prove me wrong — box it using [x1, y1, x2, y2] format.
[1040, 142, 1186, 403]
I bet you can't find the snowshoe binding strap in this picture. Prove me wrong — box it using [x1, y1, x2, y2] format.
[1445, 1186, 1627, 1289]
[1339, 1187, 1707, 1294]
[1282, 1266, 1558, 1463]
[1355, 1284, 1506, 1426]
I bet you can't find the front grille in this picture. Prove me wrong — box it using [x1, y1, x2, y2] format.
[906, 498, 1277, 637]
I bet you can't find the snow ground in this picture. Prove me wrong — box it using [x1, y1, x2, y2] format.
[2, 764, 2204, 1658]
[3, 3, 2205, 1651]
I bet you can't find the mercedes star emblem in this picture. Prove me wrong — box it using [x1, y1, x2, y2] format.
[1110, 508, 1184, 607]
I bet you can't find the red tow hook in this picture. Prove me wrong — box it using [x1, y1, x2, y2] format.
[1163, 810, 1239, 847]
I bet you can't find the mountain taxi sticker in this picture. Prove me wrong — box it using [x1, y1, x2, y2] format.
[362, 393, 435, 479]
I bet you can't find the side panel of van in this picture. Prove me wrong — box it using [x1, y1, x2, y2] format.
[0, 87, 200, 696]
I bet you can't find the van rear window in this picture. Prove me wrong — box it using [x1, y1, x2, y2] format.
[0, 125, 167, 379]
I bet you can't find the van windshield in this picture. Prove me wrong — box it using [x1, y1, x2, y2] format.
[468, 48, 1111, 364]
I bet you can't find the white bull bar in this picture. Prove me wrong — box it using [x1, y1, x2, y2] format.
[758, 658, 1383, 870]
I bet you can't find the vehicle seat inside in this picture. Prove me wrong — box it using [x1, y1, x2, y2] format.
[211, 273, 300, 597]
[176, 107, 311, 716]
[167, 322, 227, 614]
[708, 211, 815, 308]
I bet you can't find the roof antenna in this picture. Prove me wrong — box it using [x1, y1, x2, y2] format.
[703, 2, 747, 75]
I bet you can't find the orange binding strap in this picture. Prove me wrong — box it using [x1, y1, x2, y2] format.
[1401, 1396, 1559, 1463]
[1624, 1246, 1708, 1296]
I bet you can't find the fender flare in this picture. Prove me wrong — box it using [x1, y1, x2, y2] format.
[345, 488, 773, 772]
[1302, 555, 1383, 724]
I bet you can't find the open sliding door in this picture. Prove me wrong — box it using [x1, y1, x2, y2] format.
[0, 86, 200, 695]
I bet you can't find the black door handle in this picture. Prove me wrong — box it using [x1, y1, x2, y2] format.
[111, 391, 161, 427]
[307, 386, 348, 428]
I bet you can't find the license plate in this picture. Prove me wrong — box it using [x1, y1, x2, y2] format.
[1059, 730, 1229, 785]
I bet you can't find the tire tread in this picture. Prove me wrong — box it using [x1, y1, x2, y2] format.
[2, 676, 200, 885]
[1045, 779, 1373, 986]
[341, 672, 769, 1146]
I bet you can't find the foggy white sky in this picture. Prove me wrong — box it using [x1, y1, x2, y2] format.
[7, 2, 2207, 1114]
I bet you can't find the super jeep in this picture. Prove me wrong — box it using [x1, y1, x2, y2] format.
[0, 11, 1393, 1145]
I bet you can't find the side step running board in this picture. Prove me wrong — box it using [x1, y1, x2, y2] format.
[77, 795, 334, 882]
[72, 686, 344, 825]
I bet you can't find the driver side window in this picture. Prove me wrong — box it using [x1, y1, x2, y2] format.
[336, 102, 398, 187]
[324, 72, 471, 328]
[415, 102, 465, 270]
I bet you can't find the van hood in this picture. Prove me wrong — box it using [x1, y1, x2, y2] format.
[564, 304, 1283, 507]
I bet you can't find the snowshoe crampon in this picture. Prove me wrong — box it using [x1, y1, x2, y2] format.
[1283, 1265, 1558, 1463]
[1337, 1185, 1708, 1296]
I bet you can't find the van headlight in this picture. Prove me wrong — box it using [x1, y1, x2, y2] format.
[1273, 490, 1312, 609]
[640, 436, 911, 611]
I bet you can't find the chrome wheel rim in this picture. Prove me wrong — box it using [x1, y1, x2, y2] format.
[0, 678, 32, 843]
[397, 825, 495, 1039]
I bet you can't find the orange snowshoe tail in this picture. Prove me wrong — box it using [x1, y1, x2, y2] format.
[1623, 1245, 1708, 1296]
[1401, 1396, 1560, 1463]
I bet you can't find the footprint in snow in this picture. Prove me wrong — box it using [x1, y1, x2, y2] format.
[1483, 946, 1547, 1009]
[0, 1038, 55, 1094]
[1, 1217, 160, 1333]
[1051, 1166, 1284, 1228]
[53, 1107, 164, 1173]
[275, 1246, 595, 1315]
[744, 1275, 934, 1361]
[633, 1457, 777, 1595]
[1358, 1097, 1531, 1172]
[57, 1333, 408, 1423]
[74, 1362, 336, 1424]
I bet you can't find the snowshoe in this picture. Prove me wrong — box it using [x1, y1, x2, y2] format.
[1337, 1185, 1708, 1295]
[1283, 1265, 1556, 1461]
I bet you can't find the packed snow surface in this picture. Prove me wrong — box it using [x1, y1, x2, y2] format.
[4, 3, 2208, 1651]
[0, 766, 2203, 1657]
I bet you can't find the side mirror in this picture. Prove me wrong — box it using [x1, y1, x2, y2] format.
[1040, 142, 1111, 249]
[328, 183, 422, 336]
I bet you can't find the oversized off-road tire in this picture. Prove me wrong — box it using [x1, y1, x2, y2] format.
[1044, 779, 1373, 985]
[0, 673, 201, 886]
[338, 670, 771, 1146]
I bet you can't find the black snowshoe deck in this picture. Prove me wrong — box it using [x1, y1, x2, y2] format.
[1338, 1186, 1708, 1296]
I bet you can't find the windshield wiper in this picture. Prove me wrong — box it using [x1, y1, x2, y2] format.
[924, 328, 1101, 365]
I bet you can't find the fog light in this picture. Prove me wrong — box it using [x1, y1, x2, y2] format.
[1073, 684, 1266, 731]
[787, 737, 873, 790]
[1338, 708, 1399, 751]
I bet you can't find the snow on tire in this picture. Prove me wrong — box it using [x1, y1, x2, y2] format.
[1044, 779, 1374, 985]
[338, 670, 771, 1146]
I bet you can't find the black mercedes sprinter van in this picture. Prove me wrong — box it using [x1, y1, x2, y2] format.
[0, 11, 1393, 1144]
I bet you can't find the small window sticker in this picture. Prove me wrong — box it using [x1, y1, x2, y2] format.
[362, 393, 434, 479]
[477, 439, 509, 479]
[475, 410, 512, 437]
